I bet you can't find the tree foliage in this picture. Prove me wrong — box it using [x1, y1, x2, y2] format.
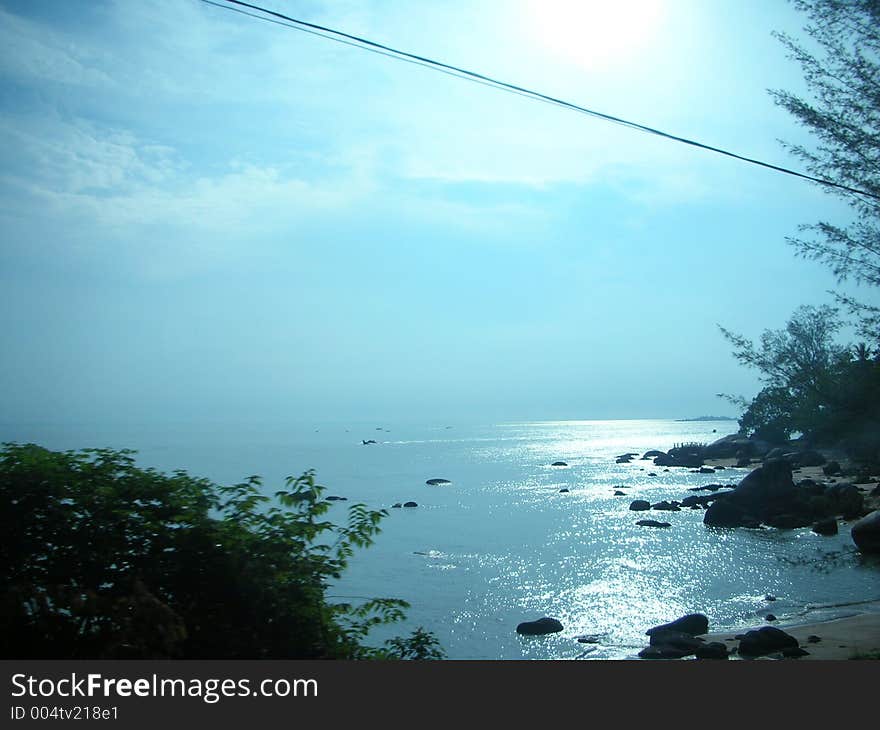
[720, 305, 880, 454]
[770, 0, 880, 292]
[0, 444, 443, 660]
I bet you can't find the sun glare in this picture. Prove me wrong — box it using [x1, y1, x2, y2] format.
[524, 0, 664, 71]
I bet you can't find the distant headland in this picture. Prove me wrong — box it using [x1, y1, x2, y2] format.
[675, 416, 738, 422]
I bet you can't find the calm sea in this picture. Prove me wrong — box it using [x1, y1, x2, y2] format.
[5, 418, 880, 659]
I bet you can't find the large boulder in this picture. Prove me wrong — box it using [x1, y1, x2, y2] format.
[648, 631, 704, 650]
[825, 483, 864, 519]
[703, 499, 751, 528]
[704, 434, 755, 460]
[704, 460, 803, 528]
[851, 510, 880, 554]
[732, 459, 796, 503]
[646, 613, 709, 638]
[629, 500, 651, 511]
[516, 617, 563, 635]
[654, 446, 705, 468]
[694, 642, 730, 660]
[737, 627, 799, 657]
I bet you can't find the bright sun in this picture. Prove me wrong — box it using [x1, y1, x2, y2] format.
[524, 0, 664, 71]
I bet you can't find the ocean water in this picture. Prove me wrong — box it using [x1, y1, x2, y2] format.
[5, 418, 880, 659]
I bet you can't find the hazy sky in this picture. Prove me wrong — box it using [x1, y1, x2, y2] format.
[1, 0, 876, 425]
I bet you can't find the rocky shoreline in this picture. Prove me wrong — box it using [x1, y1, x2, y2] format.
[621, 433, 880, 551]
[517, 433, 880, 659]
[631, 433, 880, 658]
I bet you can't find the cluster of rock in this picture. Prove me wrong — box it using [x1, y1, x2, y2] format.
[701, 459, 865, 530]
[638, 614, 727, 659]
[637, 613, 809, 660]
[641, 434, 831, 470]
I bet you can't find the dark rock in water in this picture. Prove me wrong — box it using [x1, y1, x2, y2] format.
[654, 447, 705, 468]
[851, 510, 880, 553]
[629, 500, 651, 511]
[701, 460, 833, 529]
[812, 517, 838, 536]
[765, 513, 812, 529]
[516, 617, 563, 635]
[699, 467, 716, 474]
[681, 495, 714, 508]
[648, 472, 658, 477]
[426, 478, 452, 485]
[823, 461, 842, 476]
[715, 465, 726, 470]
[648, 630, 704, 651]
[646, 613, 709, 638]
[703, 499, 749, 528]
[391, 503, 402, 508]
[551, 461, 568, 467]
[325, 495, 348, 501]
[689, 484, 726, 492]
[614, 490, 626, 496]
[694, 642, 729, 660]
[362, 439, 377, 445]
[807, 635, 821, 643]
[765, 614, 777, 622]
[558, 488, 570, 493]
[403, 501, 418, 507]
[643, 450, 666, 459]
[652, 500, 681, 511]
[616, 456, 633, 464]
[735, 459, 796, 501]
[637, 520, 671, 528]
[765, 595, 777, 602]
[737, 626, 799, 657]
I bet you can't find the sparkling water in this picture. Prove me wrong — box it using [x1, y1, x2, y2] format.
[6, 418, 880, 659]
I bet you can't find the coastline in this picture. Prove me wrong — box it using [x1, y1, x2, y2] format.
[693, 444, 880, 659]
[700, 609, 880, 660]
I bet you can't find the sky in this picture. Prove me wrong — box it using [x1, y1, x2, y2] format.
[1, 0, 877, 426]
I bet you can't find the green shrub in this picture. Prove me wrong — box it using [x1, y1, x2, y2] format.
[0, 443, 442, 659]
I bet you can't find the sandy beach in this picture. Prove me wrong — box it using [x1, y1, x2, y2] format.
[700, 611, 880, 660]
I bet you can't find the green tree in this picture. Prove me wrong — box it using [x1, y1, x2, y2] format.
[0, 443, 443, 660]
[719, 304, 849, 441]
[721, 305, 880, 455]
[769, 0, 880, 340]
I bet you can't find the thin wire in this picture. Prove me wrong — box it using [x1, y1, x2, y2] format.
[202, 0, 879, 201]
[199, 0, 555, 108]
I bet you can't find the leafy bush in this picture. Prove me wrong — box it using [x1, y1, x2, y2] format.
[0, 443, 443, 659]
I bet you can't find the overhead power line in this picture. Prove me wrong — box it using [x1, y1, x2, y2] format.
[202, 0, 879, 202]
